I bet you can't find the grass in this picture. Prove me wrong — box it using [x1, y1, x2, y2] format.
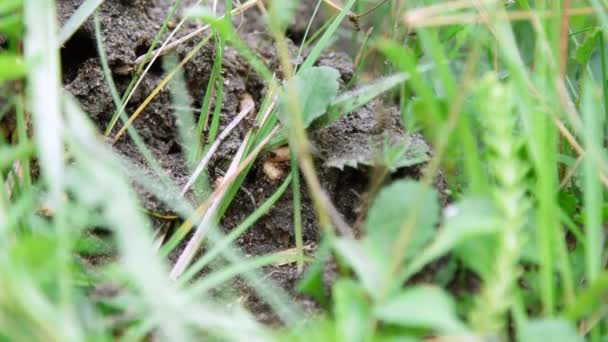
[3, 0, 608, 340]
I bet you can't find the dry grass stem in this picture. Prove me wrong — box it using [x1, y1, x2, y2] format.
[403, 7, 593, 28]
[180, 94, 256, 195]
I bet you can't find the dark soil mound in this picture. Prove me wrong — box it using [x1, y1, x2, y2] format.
[58, 0, 440, 322]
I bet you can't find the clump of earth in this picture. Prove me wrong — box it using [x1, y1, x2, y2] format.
[57, 0, 445, 323]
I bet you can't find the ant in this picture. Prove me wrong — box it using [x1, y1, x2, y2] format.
[322, 0, 391, 31]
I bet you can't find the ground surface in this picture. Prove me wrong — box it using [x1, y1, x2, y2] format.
[57, 0, 440, 322]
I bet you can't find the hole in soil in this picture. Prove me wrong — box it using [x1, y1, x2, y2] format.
[168, 141, 182, 155]
[61, 30, 97, 84]
[285, 29, 305, 46]
[134, 41, 164, 75]
[0, 35, 8, 50]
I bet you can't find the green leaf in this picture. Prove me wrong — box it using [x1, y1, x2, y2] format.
[401, 197, 499, 281]
[455, 234, 498, 279]
[365, 180, 439, 260]
[564, 272, 608, 321]
[0, 53, 27, 82]
[321, 134, 430, 172]
[518, 319, 583, 342]
[381, 138, 430, 172]
[0, 142, 35, 170]
[334, 238, 385, 295]
[277, 66, 340, 129]
[188, 6, 232, 39]
[574, 28, 599, 67]
[325, 72, 422, 125]
[375, 286, 467, 334]
[377, 39, 443, 129]
[0, 0, 21, 13]
[333, 279, 373, 342]
[297, 238, 332, 306]
[0, 14, 22, 39]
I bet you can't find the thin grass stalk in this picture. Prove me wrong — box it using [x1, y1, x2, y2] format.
[105, 0, 182, 134]
[169, 125, 281, 279]
[290, 147, 304, 272]
[179, 174, 292, 284]
[205, 36, 225, 147]
[600, 34, 608, 138]
[170, 133, 250, 280]
[181, 97, 254, 195]
[112, 33, 214, 143]
[582, 81, 603, 284]
[95, 11, 183, 209]
[15, 96, 31, 188]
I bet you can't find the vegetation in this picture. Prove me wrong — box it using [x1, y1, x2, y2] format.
[1, 0, 608, 340]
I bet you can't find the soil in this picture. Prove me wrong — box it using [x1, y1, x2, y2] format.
[57, 0, 445, 324]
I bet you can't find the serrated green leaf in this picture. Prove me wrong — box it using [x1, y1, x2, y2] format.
[365, 180, 439, 261]
[519, 319, 583, 342]
[277, 66, 340, 129]
[401, 197, 499, 281]
[375, 286, 467, 334]
[333, 279, 373, 342]
[334, 238, 386, 295]
[322, 134, 429, 172]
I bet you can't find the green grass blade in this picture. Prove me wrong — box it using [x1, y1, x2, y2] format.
[24, 0, 64, 204]
[300, 0, 357, 71]
[582, 80, 603, 283]
[57, 0, 104, 46]
[179, 174, 292, 284]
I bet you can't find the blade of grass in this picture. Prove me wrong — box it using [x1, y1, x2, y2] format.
[64, 94, 194, 341]
[186, 252, 304, 297]
[181, 96, 254, 195]
[94, 12, 121, 110]
[164, 55, 197, 168]
[179, 174, 292, 283]
[582, 80, 603, 283]
[291, 148, 304, 272]
[95, 10, 183, 211]
[111, 33, 213, 144]
[104, 0, 182, 135]
[24, 0, 63, 204]
[57, 0, 104, 46]
[300, 0, 357, 71]
[203, 36, 225, 148]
